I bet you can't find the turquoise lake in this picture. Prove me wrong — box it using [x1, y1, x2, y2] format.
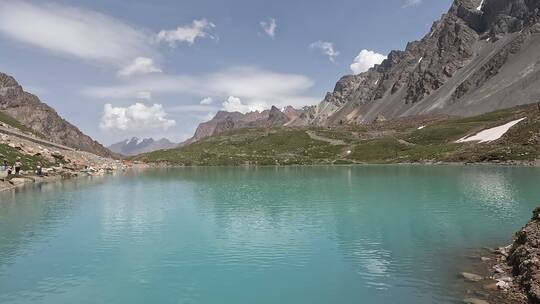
[1, 166, 539, 303]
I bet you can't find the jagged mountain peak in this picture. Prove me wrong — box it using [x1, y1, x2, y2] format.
[108, 137, 177, 156]
[305, 0, 540, 126]
[0, 72, 20, 88]
[183, 105, 305, 145]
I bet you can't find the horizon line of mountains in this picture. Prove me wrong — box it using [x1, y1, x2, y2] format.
[2, 0, 540, 157]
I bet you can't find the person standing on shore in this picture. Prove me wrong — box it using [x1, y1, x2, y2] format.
[36, 162, 43, 177]
[0, 159, 8, 179]
[14, 158, 22, 176]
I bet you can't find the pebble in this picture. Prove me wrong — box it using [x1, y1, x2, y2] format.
[496, 280, 510, 290]
[493, 265, 504, 273]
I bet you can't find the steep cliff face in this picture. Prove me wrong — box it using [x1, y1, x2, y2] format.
[0, 72, 114, 157]
[307, 0, 540, 126]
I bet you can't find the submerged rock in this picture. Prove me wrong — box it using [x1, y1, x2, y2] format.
[462, 272, 484, 282]
[481, 257, 492, 262]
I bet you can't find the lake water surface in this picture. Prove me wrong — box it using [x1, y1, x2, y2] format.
[1, 166, 539, 303]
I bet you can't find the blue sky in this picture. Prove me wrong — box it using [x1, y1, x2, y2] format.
[0, 0, 452, 144]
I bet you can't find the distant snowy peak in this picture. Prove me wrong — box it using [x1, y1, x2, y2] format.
[108, 137, 177, 156]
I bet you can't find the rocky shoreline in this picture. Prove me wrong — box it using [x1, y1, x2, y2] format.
[506, 207, 540, 303]
[460, 208, 540, 304]
[0, 118, 144, 193]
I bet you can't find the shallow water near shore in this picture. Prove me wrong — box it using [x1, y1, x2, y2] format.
[0, 165, 539, 304]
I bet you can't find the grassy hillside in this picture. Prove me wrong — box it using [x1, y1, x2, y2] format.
[0, 111, 44, 138]
[1, 111, 52, 171]
[134, 104, 540, 166]
[0, 144, 51, 171]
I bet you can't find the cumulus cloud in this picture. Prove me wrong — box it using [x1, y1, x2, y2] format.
[222, 96, 267, 113]
[260, 18, 277, 38]
[156, 19, 216, 46]
[310, 41, 340, 62]
[199, 97, 213, 105]
[0, 1, 151, 65]
[117, 57, 162, 77]
[83, 66, 318, 109]
[100, 103, 176, 131]
[350, 50, 387, 74]
[403, 0, 422, 7]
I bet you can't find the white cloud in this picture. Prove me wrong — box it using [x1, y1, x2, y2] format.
[222, 96, 267, 113]
[0, 1, 152, 65]
[199, 97, 213, 105]
[310, 41, 340, 62]
[168, 104, 217, 113]
[350, 50, 387, 74]
[100, 103, 176, 131]
[117, 57, 162, 77]
[403, 0, 422, 7]
[156, 19, 216, 46]
[260, 18, 277, 38]
[83, 66, 318, 109]
[136, 91, 153, 100]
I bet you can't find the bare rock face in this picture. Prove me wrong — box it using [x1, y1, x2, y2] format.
[307, 0, 540, 126]
[184, 106, 304, 144]
[265, 106, 291, 126]
[0, 72, 113, 157]
[108, 137, 178, 156]
[508, 207, 540, 303]
[187, 111, 248, 144]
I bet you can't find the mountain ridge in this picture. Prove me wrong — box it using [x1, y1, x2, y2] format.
[0, 72, 114, 157]
[108, 137, 177, 156]
[183, 0, 540, 145]
[304, 0, 540, 125]
[182, 105, 304, 145]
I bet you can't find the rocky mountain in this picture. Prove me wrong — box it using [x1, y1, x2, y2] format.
[108, 137, 177, 156]
[178, 0, 540, 148]
[184, 106, 304, 144]
[0, 72, 114, 157]
[306, 0, 540, 125]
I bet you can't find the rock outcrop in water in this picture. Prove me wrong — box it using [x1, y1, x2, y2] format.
[0, 72, 114, 157]
[304, 0, 540, 125]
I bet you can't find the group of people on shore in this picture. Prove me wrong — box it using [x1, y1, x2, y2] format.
[1, 158, 22, 176]
[0, 158, 37, 178]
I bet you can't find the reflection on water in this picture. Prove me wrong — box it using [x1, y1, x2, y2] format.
[459, 169, 519, 218]
[0, 176, 110, 266]
[0, 166, 539, 304]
